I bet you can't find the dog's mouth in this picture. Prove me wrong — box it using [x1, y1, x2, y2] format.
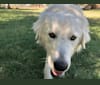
[51, 69, 63, 77]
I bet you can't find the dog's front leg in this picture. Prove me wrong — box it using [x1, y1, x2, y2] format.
[44, 61, 53, 79]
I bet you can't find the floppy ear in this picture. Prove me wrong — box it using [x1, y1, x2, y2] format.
[32, 19, 42, 44]
[76, 28, 90, 52]
[76, 18, 90, 52]
[32, 15, 47, 44]
[82, 17, 91, 49]
[81, 28, 91, 49]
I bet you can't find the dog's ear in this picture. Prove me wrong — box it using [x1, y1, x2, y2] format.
[32, 19, 42, 44]
[81, 29, 90, 49]
[81, 18, 91, 49]
[32, 15, 47, 44]
[76, 28, 90, 52]
[76, 18, 90, 52]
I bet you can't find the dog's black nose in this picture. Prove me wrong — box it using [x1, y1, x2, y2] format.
[54, 59, 68, 71]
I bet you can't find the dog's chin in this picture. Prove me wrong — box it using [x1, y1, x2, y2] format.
[50, 69, 64, 78]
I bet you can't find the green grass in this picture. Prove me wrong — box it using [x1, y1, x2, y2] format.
[0, 9, 100, 79]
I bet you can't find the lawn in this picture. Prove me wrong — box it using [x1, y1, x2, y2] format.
[0, 8, 100, 79]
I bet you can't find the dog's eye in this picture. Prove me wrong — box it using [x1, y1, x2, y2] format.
[49, 32, 57, 39]
[70, 35, 77, 41]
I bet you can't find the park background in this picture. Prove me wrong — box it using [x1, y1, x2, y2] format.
[0, 4, 100, 79]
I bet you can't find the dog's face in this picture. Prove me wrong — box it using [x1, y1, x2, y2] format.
[45, 23, 81, 77]
[33, 10, 90, 77]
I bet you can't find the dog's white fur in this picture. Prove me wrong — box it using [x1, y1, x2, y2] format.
[33, 4, 90, 79]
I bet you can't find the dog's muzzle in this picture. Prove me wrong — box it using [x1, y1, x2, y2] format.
[51, 59, 68, 77]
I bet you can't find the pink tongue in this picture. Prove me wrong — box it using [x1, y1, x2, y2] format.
[52, 69, 63, 76]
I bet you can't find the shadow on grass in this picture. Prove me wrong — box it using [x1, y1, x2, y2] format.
[0, 14, 100, 79]
[0, 14, 46, 79]
[0, 9, 40, 15]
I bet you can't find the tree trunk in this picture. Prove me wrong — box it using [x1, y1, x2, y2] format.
[7, 4, 11, 9]
[83, 4, 100, 10]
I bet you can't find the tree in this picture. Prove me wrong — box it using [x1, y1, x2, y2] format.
[82, 4, 100, 10]
[7, 4, 11, 9]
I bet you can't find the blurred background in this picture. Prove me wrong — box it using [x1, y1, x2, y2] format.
[0, 4, 100, 9]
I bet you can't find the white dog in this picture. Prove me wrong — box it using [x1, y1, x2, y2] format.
[33, 4, 90, 79]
